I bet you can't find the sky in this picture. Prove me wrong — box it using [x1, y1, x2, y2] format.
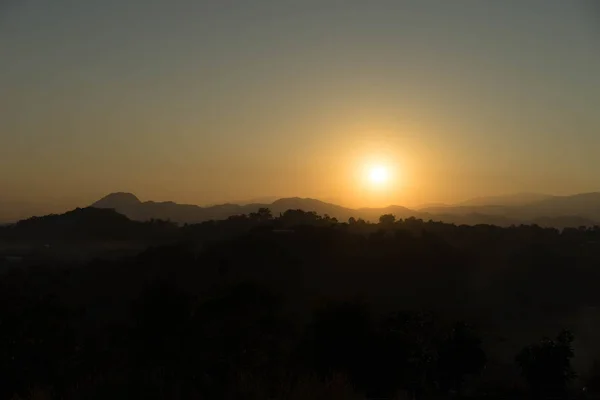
[1, 0, 599, 216]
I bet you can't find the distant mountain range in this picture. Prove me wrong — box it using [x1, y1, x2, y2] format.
[458, 192, 553, 207]
[88, 191, 600, 228]
[90, 192, 401, 225]
[2, 191, 599, 228]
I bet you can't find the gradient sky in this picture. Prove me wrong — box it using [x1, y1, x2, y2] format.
[1, 0, 599, 215]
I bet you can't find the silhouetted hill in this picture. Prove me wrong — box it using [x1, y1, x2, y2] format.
[419, 205, 510, 217]
[5, 207, 136, 240]
[418, 211, 518, 227]
[232, 196, 279, 205]
[519, 192, 600, 221]
[531, 215, 598, 229]
[92, 193, 255, 224]
[459, 193, 553, 207]
[90, 194, 420, 225]
[270, 197, 355, 219]
[1, 207, 178, 242]
[87, 192, 600, 228]
[92, 192, 142, 209]
[0, 200, 69, 224]
[419, 192, 600, 227]
[357, 205, 416, 221]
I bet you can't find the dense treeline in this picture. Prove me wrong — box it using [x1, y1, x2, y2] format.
[2, 208, 600, 398]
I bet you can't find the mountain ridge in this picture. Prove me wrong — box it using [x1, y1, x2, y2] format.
[458, 192, 553, 207]
[88, 191, 600, 228]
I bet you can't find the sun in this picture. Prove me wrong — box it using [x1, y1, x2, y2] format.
[354, 155, 401, 196]
[368, 165, 390, 186]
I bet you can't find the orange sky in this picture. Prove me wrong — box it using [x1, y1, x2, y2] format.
[1, 1, 599, 214]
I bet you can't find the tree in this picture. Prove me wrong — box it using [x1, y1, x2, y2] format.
[320, 214, 338, 225]
[516, 330, 575, 399]
[249, 207, 272, 222]
[379, 214, 396, 225]
[348, 217, 357, 225]
[258, 207, 272, 220]
[281, 209, 321, 226]
[436, 322, 486, 395]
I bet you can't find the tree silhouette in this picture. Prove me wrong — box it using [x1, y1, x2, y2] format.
[280, 209, 321, 227]
[516, 330, 575, 399]
[249, 207, 272, 222]
[3, 206, 600, 398]
[436, 321, 486, 395]
[379, 214, 396, 225]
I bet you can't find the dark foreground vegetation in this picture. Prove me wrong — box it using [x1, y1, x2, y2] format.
[2, 207, 600, 399]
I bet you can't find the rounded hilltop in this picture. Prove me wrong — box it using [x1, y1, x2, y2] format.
[91, 192, 141, 209]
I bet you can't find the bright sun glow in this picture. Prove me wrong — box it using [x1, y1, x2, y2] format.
[354, 153, 403, 201]
[368, 165, 390, 186]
